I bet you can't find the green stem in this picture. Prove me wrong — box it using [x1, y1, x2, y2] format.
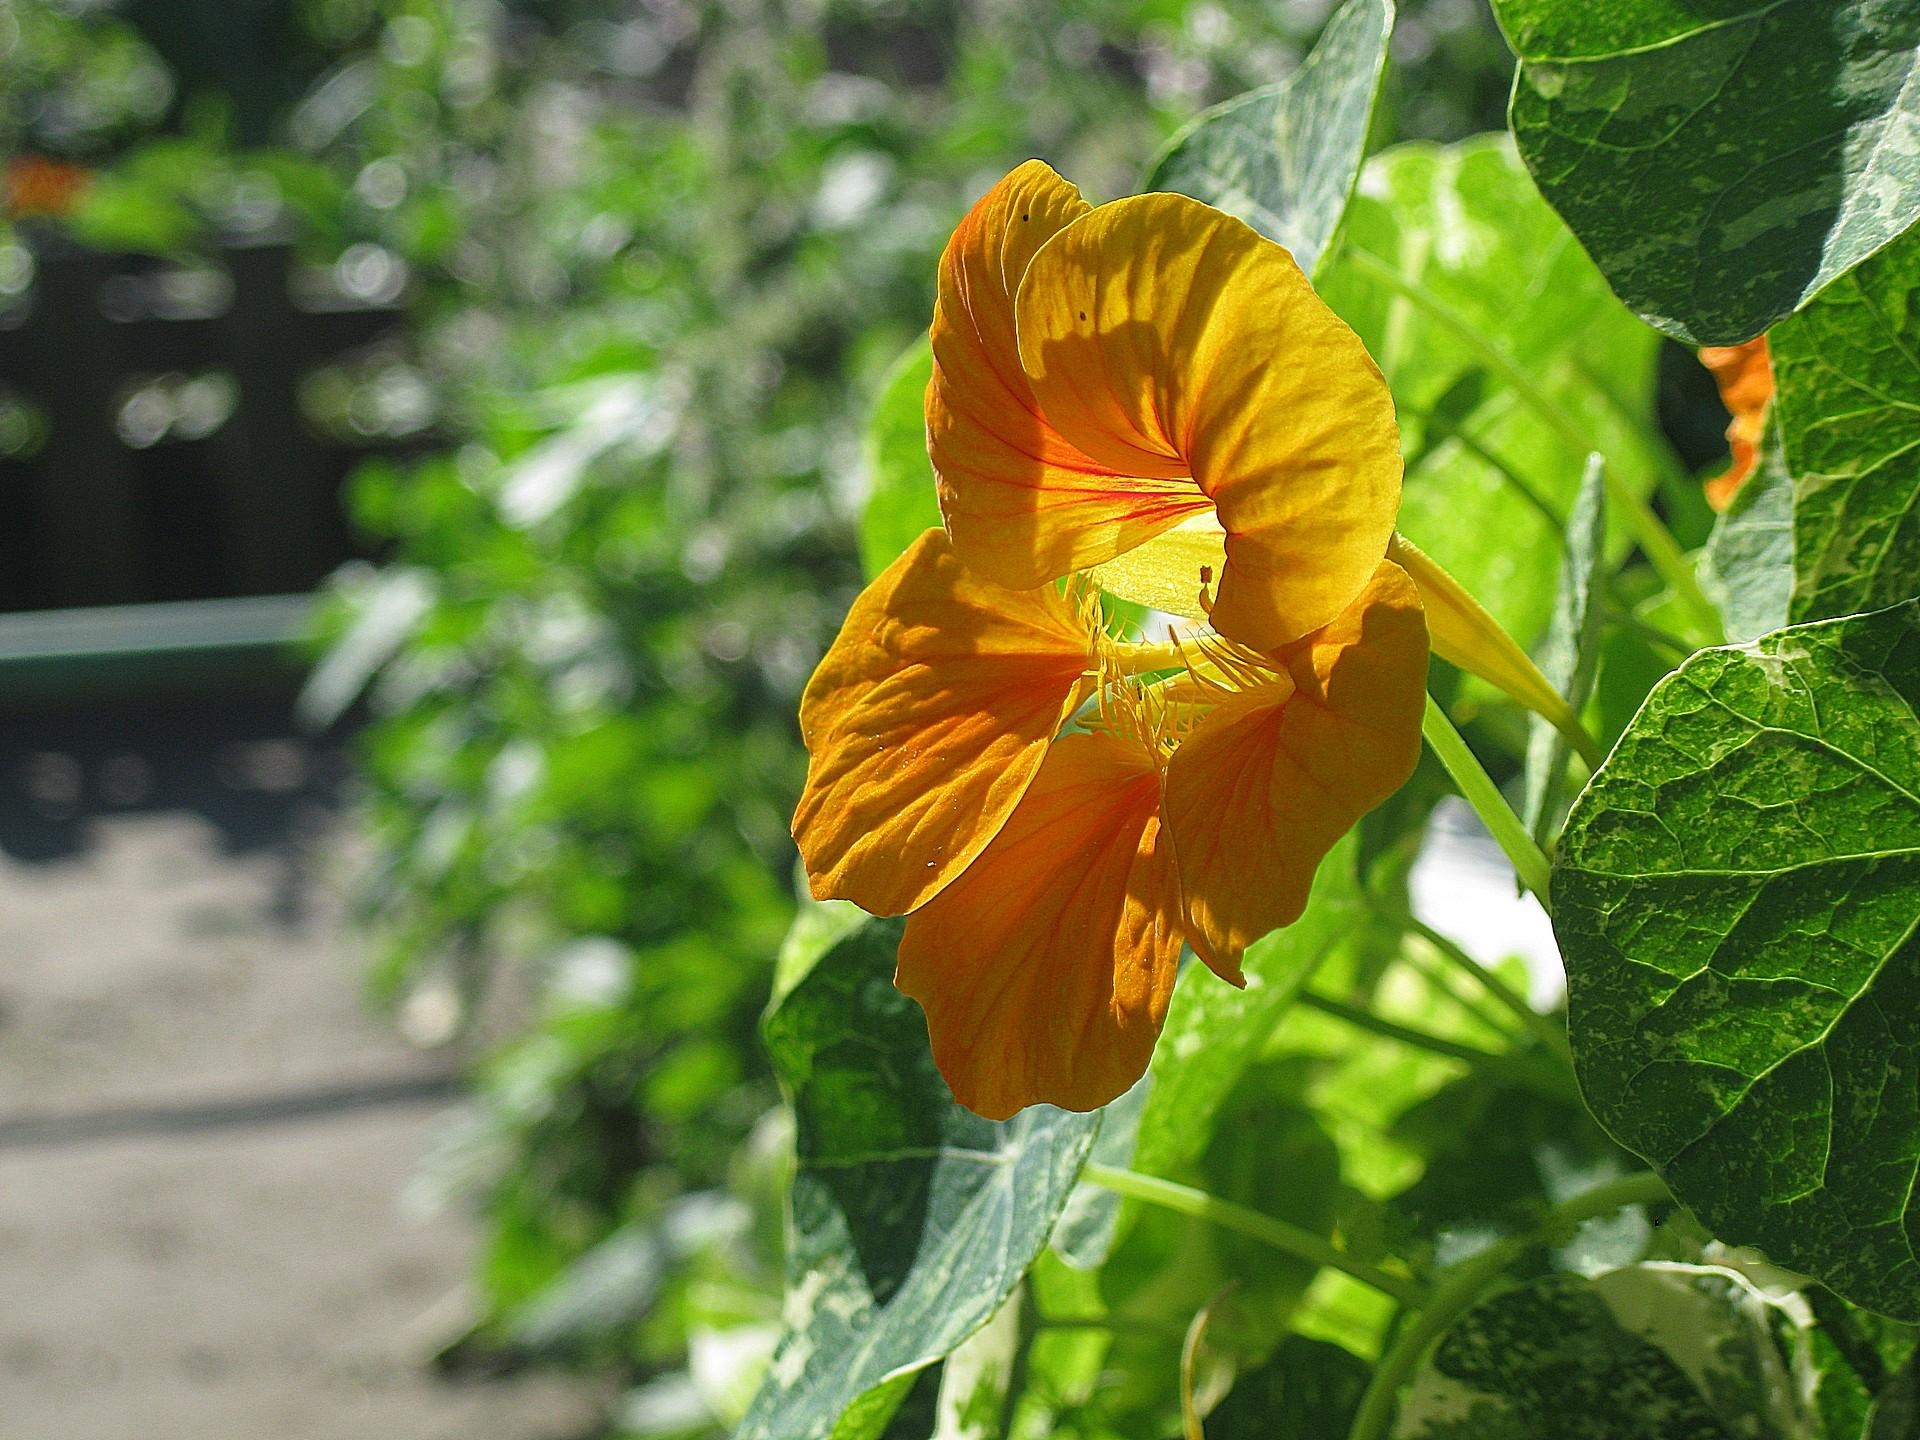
[1346, 250, 1721, 643]
[1602, 601, 1694, 660]
[1422, 692, 1554, 907]
[1031, 1314, 1190, 1341]
[1446, 427, 1566, 529]
[1299, 991, 1577, 1103]
[1410, 919, 1573, 1068]
[1402, 941, 1526, 1042]
[1347, 1172, 1671, 1440]
[1298, 991, 1508, 1070]
[1082, 1163, 1428, 1309]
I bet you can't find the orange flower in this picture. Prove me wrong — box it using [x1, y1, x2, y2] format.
[4, 156, 91, 219]
[793, 167, 1432, 1118]
[794, 531, 1426, 1119]
[926, 161, 1400, 654]
[1699, 336, 1772, 511]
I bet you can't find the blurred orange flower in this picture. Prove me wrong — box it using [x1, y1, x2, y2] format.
[1699, 336, 1772, 511]
[926, 161, 1401, 654]
[4, 156, 91, 220]
[794, 532, 1425, 1119]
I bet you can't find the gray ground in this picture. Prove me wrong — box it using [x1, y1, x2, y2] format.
[0, 700, 606, 1440]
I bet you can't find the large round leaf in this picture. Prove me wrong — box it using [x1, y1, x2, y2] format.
[1396, 1265, 1838, 1438]
[741, 910, 1102, 1438]
[1495, 0, 1920, 346]
[1775, 222, 1920, 628]
[1554, 600, 1920, 1318]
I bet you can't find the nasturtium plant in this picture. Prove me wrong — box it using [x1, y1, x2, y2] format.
[740, 0, 1920, 1426]
[235, 0, 1920, 1430]
[1494, 0, 1920, 346]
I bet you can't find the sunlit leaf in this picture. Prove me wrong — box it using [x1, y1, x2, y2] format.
[1523, 453, 1605, 846]
[1494, 0, 1920, 346]
[1134, 836, 1364, 1177]
[859, 338, 940, 581]
[1316, 137, 1666, 649]
[1145, 0, 1392, 278]
[1554, 600, 1920, 1319]
[740, 913, 1101, 1439]
[1773, 222, 1920, 626]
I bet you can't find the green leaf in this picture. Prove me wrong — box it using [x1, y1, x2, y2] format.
[1395, 1264, 1821, 1438]
[1198, 1079, 1344, 1339]
[859, 338, 940, 581]
[740, 914, 1102, 1439]
[1387, 1069, 1642, 1268]
[1523, 453, 1607, 847]
[1701, 417, 1794, 644]
[1494, 1, 1920, 346]
[1050, 1077, 1149, 1270]
[1316, 137, 1666, 649]
[1774, 223, 1920, 626]
[1553, 600, 1920, 1319]
[1134, 836, 1364, 1177]
[1207, 1334, 1370, 1438]
[1144, 0, 1393, 278]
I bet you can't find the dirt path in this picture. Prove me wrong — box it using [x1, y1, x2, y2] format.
[0, 701, 605, 1440]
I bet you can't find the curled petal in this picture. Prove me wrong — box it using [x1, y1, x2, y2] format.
[895, 728, 1183, 1120]
[1700, 336, 1772, 511]
[793, 529, 1093, 916]
[1165, 560, 1428, 981]
[1016, 193, 1401, 651]
[929, 161, 1209, 589]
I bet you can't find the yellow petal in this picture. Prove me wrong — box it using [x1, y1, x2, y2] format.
[928, 162, 1208, 589]
[895, 727, 1184, 1120]
[793, 529, 1093, 916]
[1164, 560, 1427, 981]
[1387, 533, 1601, 768]
[1087, 511, 1224, 620]
[1016, 192, 1401, 651]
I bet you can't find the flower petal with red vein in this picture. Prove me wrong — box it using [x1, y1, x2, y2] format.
[895, 727, 1183, 1120]
[1164, 560, 1427, 982]
[1015, 192, 1401, 652]
[793, 528, 1093, 917]
[928, 161, 1209, 591]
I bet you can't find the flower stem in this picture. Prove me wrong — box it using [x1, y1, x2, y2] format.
[1298, 991, 1577, 1103]
[1421, 692, 1553, 908]
[1346, 1172, 1671, 1440]
[1410, 919, 1573, 1068]
[1081, 1163, 1428, 1308]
